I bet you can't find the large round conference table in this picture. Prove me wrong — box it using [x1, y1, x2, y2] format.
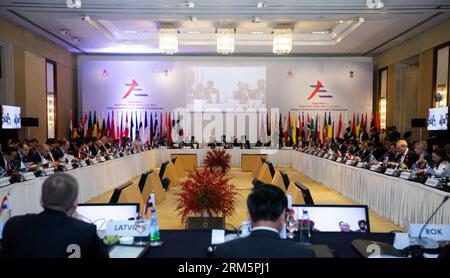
[1, 148, 449, 230]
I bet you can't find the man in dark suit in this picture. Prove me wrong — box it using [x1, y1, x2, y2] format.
[214, 185, 316, 258]
[389, 139, 419, 169]
[0, 147, 19, 172]
[1, 173, 109, 258]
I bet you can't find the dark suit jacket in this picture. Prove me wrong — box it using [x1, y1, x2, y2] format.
[1, 209, 109, 258]
[214, 229, 316, 258]
[51, 148, 64, 161]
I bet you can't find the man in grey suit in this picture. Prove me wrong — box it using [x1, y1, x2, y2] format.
[215, 185, 315, 258]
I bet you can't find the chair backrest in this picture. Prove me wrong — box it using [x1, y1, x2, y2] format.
[141, 170, 155, 205]
[138, 170, 152, 192]
[257, 163, 273, 184]
[172, 157, 186, 179]
[294, 181, 314, 205]
[118, 181, 146, 213]
[186, 217, 225, 230]
[162, 161, 179, 188]
[271, 171, 287, 193]
[286, 182, 305, 205]
[251, 157, 263, 178]
[148, 170, 166, 204]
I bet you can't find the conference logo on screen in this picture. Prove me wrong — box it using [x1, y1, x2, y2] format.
[307, 80, 333, 100]
[122, 79, 149, 99]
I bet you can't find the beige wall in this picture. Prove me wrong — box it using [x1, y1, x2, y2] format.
[373, 19, 450, 138]
[0, 16, 77, 142]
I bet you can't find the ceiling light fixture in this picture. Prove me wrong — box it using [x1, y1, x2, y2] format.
[257, 2, 266, 8]
[124, 30, 138, 34]
[159, 26, 178, 54]
[66, 0, 82, 9]
[272, 25, 292, 55]
[251, 31, 264, 35]
[366, 0, 384, 9]
[312, 31, 327, 35]
[185, 1, 195, 8]
[189, 16, 198, 22]
[188, 31, 200, 34]
[216, 27, 235, 55]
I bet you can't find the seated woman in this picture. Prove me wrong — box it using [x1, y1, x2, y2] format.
[417, 148, 450, 178]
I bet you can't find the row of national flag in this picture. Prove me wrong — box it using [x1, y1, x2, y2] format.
[69, 110, 184, 143]
[276, 111, 381, 144]
[68, 110, 381, 145]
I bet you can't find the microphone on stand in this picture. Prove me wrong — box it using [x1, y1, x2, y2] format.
[409, 195, 449, 252]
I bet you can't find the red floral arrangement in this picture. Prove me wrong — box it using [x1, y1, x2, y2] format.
[203, 148, 231, 173]
[175, 169, 238, 222]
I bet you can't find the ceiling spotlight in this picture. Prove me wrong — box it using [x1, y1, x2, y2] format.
[257, 2, 266, 8]
[66, 0, 82, 9]
[185, 1, 195, 8]
[61, 29, 70, 36]
[359, 17, 365, 23]
[312, 31, 327, 35]
[73, 38, 81, 44]
[80, 15, 90, 21]
[189, 16, 198, 22]
[251, 31, 264, 35]
[366, 0, 384, 9]
[252, 16, 261, 23]
[337, 20, 344, 23]
[188, 31, 200, 34]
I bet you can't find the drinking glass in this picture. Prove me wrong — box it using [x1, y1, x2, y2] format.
[134, 219, 148, 246]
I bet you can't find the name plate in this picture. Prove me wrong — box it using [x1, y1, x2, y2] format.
[323, 154, 330, 159]
[370, 165, 382, 172]
[99, 156, 106, 162]
[105, 220, 150, 237]
[64, 164, 73, 171]
[43, 168, 55, 176]
[0, 177, 11, 187]
[409, 224, 450, 241]
[92, 159, 98, 164]
[399, 171, 413, 180]
[345, 160, 354, 165]
[328, 156, 335, 160]
[356, 162, 364, 168]
[384, 168, 396, 176]
[79, 160, 87, 167]
[21, 172, 36, 181]
[336, 157, 343, 163]
[425, 178, 440, 187]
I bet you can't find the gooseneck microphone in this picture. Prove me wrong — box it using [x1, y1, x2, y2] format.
[418, 195, 449, 240]
[408, 195, 450, 252]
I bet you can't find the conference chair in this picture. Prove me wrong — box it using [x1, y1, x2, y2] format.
[271, 171, 287, 193]
[117, 181, 146, 214]
[147, 170, 166, 204]
[251, 157, 263, 178]
[286, 182, 305, 205]
[257, 163, 273, 184]
[160, 161, 179, 189]
[171, 157, 186, 179]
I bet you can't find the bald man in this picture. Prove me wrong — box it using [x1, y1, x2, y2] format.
[388, 139, 419, 169]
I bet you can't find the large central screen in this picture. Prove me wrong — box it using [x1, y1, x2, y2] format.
[185, 66, 266, 111]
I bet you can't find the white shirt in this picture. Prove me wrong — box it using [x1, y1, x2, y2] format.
[251, 226, 280, 237]
[433, 161, 450, 177]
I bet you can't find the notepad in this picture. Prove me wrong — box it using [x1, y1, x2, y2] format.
[211, 229, 225, 245]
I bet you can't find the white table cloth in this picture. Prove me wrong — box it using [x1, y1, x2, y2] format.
[0, 150, 157, 217]
[292, 151, 450, 228]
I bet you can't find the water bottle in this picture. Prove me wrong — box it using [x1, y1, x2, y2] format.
[149, 208, 160, 245]
[298, 209, 311, 244]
